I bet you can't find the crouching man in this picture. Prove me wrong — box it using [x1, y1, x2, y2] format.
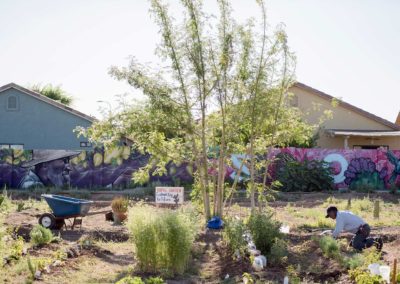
[325, 206, 383, 251]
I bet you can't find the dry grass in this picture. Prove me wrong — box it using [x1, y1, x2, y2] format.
[272, 194, 400, 230]
[0, 193, 399, 283]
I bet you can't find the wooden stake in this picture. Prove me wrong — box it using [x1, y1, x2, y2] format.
[373, 200, 380, 219]
[392, 258, 397, 284]
[347, 197, 352, 210]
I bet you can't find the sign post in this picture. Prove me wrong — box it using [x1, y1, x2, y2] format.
[155, 187, 184, 207]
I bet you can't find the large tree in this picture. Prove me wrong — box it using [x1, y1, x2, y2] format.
[80, 0, 318, 219]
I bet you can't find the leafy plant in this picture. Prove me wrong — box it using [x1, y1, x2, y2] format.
[242, 272, 254, 284]
[319, 236, 340, 259]
[111, 197, 129, 213]
[30, 224, 53, 246]
[116, 276, 144, 284]
[0, 187, 11, 212]
[348, 269, 383, 284]
[343, 253, 364, 269]
[223, 217, 247, 257]
[16, 201, 25, 212]
[10, 237, 24, 261]
[269, 238, 288, 266]
[27, 257, 36, 281]
[127, 204, 197, 276]
[54, 249, 68, 261]
[276, 159, 334, 192]
[145, 277, 165, 284]
[348, 248, 383, 284]
[247, 211, 282, 255]
[286, 265, 301, 284]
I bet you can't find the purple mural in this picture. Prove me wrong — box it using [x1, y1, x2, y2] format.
[1, 147, 400, 190]
[0, 147, 192, 189]
[266, 148, 400, 189]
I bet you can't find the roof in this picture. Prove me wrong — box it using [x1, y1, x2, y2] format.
[0, 83, 95, 123]
[396, 112, 400, 126]
[327, 129, 400, 137]
[293, 82, 400, 131]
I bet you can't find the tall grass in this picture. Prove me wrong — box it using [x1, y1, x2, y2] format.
[223, 217, 247, 256]
[127, 204, 198, 276]
[247, 211, 282, 255]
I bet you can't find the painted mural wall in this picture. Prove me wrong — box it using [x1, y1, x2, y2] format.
[267, 148, 400, 190]
[1, 147, 400, 190]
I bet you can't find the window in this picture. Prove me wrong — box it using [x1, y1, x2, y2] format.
[80, 142, 92, 148]
[0, 144, 24, 150]
[353, 145, 389, 150]
[6, 96, 18, 111]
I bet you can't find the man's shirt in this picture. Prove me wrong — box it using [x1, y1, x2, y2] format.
[332, 211, 366, 238]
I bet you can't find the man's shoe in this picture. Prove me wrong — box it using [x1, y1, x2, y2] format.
[375, 237, 383, 251]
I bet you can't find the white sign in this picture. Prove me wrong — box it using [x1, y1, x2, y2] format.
[155, 187, 184, 205]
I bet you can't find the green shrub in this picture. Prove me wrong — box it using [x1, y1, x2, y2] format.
[223, 217, 247, 256]
[16, 201, 26, 212]
[0, 188, 11, 212]
[145, 277, 165, 284]
[343, 253, 364, 269]
[247, 211, 282, 255]
[116, 277, 144, 284]
[276, 159, 334, 192]
[351, 197, 373, 213]
[10, 237, 24, 260]
[30, 225, 53, 246]
[348, 268, 383, 284]
[269, 238, 288, 266]
[111, 197, 129, 213]
[116, 276, 165, 284]
[127, 204, 197, 276]
[27, 257, 36, 281]
[319, 236, 340, 259]
[286, 265, 301, 284]
[347, 248, 383, 283]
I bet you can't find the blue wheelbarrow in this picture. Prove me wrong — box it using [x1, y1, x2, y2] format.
[39, 194, 93, 230]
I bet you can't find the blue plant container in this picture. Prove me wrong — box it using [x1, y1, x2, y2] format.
[207, 216, 224, 229]
[41, 194, 93, 218]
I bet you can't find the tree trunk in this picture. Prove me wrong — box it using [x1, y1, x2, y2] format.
[249, 137, 256, 209]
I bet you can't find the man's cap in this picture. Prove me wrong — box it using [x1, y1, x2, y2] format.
[325, 206, 338, 218]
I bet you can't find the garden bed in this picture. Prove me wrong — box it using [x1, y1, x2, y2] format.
[1, 192, 399, 283]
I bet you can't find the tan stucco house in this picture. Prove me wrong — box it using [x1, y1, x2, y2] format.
[290, 82, 400, 149]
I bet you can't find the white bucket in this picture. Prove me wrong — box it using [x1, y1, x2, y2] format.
[252, 256, 264, 271]
[379, 265, 390, 283]
[258, 255, 267, 267]
[368, 263, 380, 276]
[280, 225, 290, 234]
[283, 276, 289, 284]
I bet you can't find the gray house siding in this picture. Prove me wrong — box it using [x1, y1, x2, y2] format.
[0, 87, 92, 150]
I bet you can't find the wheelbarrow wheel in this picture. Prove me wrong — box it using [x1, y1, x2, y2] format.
[39, 213, 55, 229]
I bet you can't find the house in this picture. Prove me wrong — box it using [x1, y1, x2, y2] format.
[0, 83, 94, 150]
[290, 82, 400, 149]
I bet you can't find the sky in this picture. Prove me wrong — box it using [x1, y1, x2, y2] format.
[1, 0, 399, 121]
